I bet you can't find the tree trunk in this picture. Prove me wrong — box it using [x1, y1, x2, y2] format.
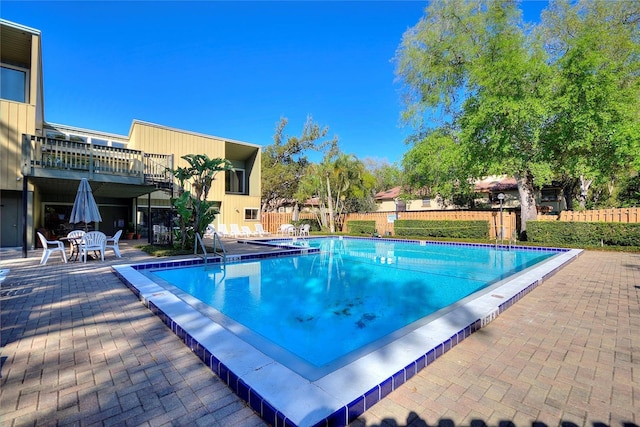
[326, 173, 336, 233]
[515, 171, 537, 241]
[562, 178, 577, 211]
[577, 175, 593, 209]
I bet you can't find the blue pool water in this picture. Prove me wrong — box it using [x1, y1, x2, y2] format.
[148, 238, 556, 370]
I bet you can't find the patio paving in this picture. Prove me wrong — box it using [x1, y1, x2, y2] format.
[1, 241, 638, 426]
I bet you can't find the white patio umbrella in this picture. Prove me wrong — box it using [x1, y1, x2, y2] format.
[70, 178, 102, 231]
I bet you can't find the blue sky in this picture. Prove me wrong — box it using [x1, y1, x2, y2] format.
[2, 1, 548, 164]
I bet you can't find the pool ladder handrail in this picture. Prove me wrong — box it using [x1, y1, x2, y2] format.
[495, 230, 517, 251]
[194, 232, 227, 267]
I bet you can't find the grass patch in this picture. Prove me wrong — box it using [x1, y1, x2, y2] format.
[136, 244, 192, 257]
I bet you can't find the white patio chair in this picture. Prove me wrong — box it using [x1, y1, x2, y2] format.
[153, 225, 169, 244]
[105, 229, 123, 258]
[254, 223, 271, 237]
[299, 224, 310, 237]
[37, 232, 67, 265]
[66, 230, 85, 258]
[279, 223, 295, 236]
[0, 268, 9, 284]
[80, 231, 107, 263]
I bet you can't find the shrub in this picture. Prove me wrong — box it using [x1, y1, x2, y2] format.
[527, 221, 640, 247]
[394, 220, 489, 239]
[346, 220, 377, 235]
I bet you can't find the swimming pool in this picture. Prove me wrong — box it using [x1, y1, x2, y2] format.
[113, 237, 581, 427]
[147, 238, 555, 375]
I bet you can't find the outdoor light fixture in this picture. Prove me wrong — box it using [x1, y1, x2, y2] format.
[497, 193, 505, 240]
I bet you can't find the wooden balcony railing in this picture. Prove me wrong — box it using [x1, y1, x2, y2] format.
[143, 152, 174, 188]
[22, 134, 173, 188]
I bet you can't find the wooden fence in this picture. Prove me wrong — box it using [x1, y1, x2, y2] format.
[261, 212, 318, 234]
[343, 211, 516, 240]
[261, 210, 516, 240]
[557, 207, 640, 223]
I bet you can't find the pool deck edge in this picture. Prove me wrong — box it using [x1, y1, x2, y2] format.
[112, 245, 582, 427]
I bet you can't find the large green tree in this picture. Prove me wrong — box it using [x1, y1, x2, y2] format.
[396, 0, 551, 238]
[396, 0, 640, 237]
[402, 127, 476, 207]
[361, 158, 403, 194]
[261, 116, 337, 212]
[540, 0, 640, 208]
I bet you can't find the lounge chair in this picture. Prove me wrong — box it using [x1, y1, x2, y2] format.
[230, 224, 247, 238]
[203, 224, 216, 238]
[105, 229, 123, 258]
[37, 232, 67, 265]
[80, 231, 106, 263]
[216, 224, 229, 237]
[241, 225, 256, 237]
[254, 223, 271, 237]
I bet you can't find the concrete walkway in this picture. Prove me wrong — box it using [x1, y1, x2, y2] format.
[1, 242, 638, 426]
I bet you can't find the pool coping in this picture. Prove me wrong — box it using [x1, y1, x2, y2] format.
[112, 239, 582, 427]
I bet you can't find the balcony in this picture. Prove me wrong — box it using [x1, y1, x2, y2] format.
[22, 134, 174, 193]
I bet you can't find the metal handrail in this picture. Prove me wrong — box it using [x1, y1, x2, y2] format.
[194, 232, 208, 266]
[194, 232, 227, 267]
[211, 232, 227, 265]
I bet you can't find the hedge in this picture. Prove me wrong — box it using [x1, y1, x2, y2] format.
[527, 221, 640, 247]
[394, 219, 490, 239]
[346, 220, 377, 235]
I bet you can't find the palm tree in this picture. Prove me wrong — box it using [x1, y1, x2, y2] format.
[319, 152, 367, 233]
[167, 154, 234, 249]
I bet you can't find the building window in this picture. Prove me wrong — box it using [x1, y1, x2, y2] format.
[490, 192, 506, 203]
[69, 135, 87, 143]
[225, 169, 245, 194]
[46, 131, 66, 140]
[422, 198, 431, 207]
[1, 65, 28, 103]
[91, 138, 108, 146]
[244, 208, 259, 221]
[540, 189, 558, 202]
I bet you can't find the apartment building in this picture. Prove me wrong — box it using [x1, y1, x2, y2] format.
[1, 19, 261, 250]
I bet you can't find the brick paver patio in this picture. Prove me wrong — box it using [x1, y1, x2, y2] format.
[1, 242, 638, 426]
[352, 250, 639, 427]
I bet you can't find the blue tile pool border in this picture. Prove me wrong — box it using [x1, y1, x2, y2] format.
[250, 235, 570, 253]
[112, 238, 581, 427]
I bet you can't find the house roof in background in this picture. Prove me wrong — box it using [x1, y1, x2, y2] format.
[375, 176, 520, 201]
[474, 176, 518, 192]
[374, 186, 402, 201]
